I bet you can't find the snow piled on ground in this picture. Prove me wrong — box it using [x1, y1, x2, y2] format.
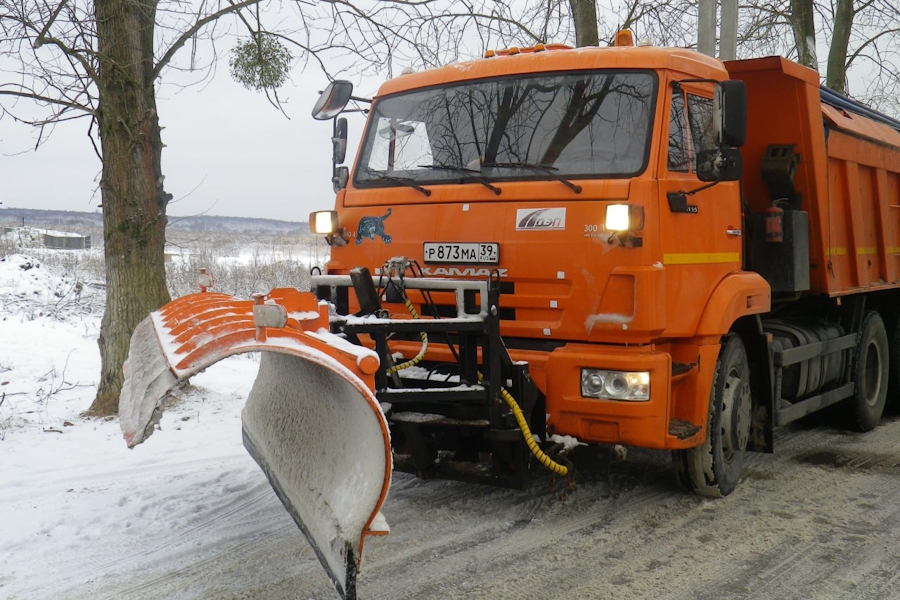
[0, 254, 84, 310]
[0, 253, 263, 599]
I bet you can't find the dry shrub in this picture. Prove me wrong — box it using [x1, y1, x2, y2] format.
[165, 232, 328, 299]
[1, 248, 106, 320]
[0, 226, 327, 320]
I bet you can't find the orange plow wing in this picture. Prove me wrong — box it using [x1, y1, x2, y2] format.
[119, 289, 390, 599]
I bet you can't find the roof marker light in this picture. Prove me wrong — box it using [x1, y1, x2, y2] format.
[614, 30, 634, 47]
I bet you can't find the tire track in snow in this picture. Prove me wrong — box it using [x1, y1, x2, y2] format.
[92, 478, 275, 571]
[359, 419, 900, 600]
[358, 475, 673, 599]
[11, 470, 280, 599]
[101, 527, 299, 599]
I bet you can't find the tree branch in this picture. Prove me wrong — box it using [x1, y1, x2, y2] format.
[0, 88, 95, 116]
[31, 34, 99, 82]
[847, 27, 900, 69]
[32, 0, 71, 49]
[153, 0, 263, 79]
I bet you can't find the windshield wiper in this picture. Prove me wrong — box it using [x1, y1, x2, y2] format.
[482, 162, 582, 194]
[363, 169, 431, 196]
[416, 164, 501, 195]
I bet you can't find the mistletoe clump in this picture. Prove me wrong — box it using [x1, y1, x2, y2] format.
[229, 34, 292, 91]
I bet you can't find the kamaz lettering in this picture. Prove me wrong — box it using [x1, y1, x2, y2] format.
[421, 267, 508, 278]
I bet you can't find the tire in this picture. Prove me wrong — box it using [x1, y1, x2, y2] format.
[886, 311, 900, 415]
[850, 311, 889, 431]
[674, 335, 752, 498]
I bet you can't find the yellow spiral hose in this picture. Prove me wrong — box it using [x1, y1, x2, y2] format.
[478, 373, 569, 477]
[386, 298, 428, 374]
[390, 294, 568, 477]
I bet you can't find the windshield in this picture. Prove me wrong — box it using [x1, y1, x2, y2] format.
[355, 70, 657, 188]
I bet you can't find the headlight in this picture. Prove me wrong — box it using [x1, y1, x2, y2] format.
[604, 204, 645, 232]
[580, 368, 650, 401]
[310, 210, 339, 235]
[605, 204, 630, 232]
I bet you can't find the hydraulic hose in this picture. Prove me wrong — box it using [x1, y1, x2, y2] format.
[391, 292, 568, 477]
[477, 372, 569, 477]
[386, 298, 428, 374]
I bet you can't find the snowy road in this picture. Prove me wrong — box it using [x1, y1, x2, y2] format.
[122, 417, 900, 600]
[5, 369, 900, 600]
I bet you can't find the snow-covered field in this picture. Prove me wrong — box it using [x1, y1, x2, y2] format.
[4, 249, 900, 600]
[0, 252, 266, 598]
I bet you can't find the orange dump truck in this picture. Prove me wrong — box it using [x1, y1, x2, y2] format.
[120, 36, 900, 599]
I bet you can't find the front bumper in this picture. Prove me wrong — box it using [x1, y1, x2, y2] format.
[545, 343, 705, 450]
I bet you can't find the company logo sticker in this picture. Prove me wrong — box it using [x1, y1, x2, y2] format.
[356, 208, 393, 244]
[515, 208, 566, 231]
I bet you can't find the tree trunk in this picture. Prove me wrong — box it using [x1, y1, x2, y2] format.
[569, 0, 599, 47]
[790, 0, 818, 70]
[826, 0, 854, 94]
[88, 0, 171, 415]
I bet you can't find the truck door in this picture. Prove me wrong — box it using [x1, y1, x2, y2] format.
[658, 81, 743, 337]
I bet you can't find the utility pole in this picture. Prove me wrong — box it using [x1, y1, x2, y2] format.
[697, 0, 738, 60]
[720, 0, 738, 60]
[698, 0, 716, 57]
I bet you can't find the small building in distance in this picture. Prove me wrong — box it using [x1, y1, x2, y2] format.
[43, 231, 92, 250]
[1, 227, 92, 250]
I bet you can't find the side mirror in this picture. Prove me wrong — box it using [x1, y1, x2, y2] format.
[312, 80, 353, 120]
[714, 81, 747, 147]
[697, 148, 742, 182]
[332, 166, 350, 192]
[333, 118, 348, 164]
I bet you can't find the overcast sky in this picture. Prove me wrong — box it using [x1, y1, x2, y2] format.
[0, 65, 377, 223]
[3, 12, 880, 226]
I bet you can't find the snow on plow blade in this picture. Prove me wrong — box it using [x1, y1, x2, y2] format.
[119, 289, 391, 599]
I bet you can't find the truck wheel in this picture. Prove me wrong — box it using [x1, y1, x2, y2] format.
[850, 311, 889, 431]
[674, 335, 751, 498]
[886, 311, 900, 415]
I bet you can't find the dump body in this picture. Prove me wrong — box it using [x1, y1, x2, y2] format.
[728, 56, 900, 296]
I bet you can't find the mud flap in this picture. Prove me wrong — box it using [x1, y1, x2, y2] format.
[119, 290, 390, 599]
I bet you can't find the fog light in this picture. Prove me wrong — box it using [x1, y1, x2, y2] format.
[310, 210, 339, 235]
[581, 368, 650, 401]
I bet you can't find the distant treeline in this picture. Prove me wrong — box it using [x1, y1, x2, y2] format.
[0, 208, 307, 235]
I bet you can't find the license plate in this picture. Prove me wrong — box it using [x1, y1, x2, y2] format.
[423, 242, 499, 264]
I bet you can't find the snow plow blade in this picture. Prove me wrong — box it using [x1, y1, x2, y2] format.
[119, 289, 390, 599]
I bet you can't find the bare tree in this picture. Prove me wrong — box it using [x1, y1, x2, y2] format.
[4, 0, 358, 415]
[575, 0, 900, 112]
[0, 0, 432, 416]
